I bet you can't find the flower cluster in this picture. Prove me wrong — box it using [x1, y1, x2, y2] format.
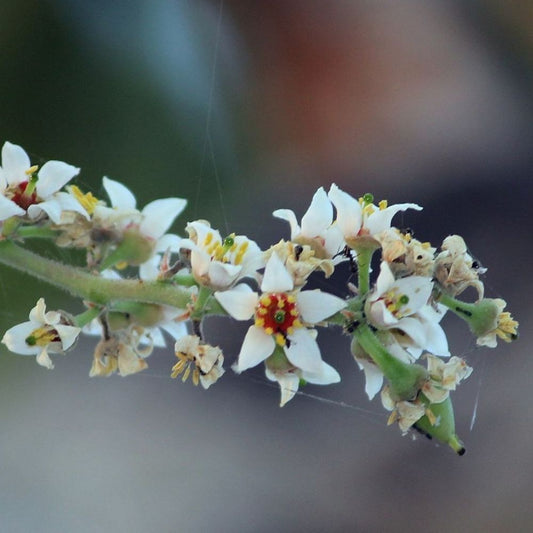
[0, 140, 518, 454]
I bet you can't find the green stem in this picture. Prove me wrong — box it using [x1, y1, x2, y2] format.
[74, 306, 103, 328]
[0, 240, 192, 309]
[355, 246, 374, 296]
[354, 323, 427, 400]
[16, 226, 59, 240]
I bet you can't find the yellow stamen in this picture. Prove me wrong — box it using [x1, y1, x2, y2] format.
[67, 185, 100, 215]
[378, 199, 388, 210]
[274, 333, 285, 346]
[25, 165, 39, 176]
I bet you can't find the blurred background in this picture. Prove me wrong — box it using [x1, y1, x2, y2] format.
[0, 1, 532, 531]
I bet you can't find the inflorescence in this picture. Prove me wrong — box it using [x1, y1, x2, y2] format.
[0, 141, 518, 454]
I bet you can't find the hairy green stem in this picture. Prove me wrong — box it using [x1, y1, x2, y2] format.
[0, 240, 192, 309]
[354, 323, 427, 400]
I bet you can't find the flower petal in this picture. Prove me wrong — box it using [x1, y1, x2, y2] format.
[140, 197, 187, 239]
[272, 208, 300, 238]
[300, 187, 332, 237]
[285, 328, 322, 373]
[0, 194, 25, 220]
[1, 322, 39, 355]
[365, 203, 422, 235]
[36, 161, 80, 198]
[301, 360, 340, 385]
[236, 325, 275, 372]
[328, 183, 362, 238]
[103, 176, 137, 209]
[296, 290, 346, 323]
[214, 284, 257, 320]
[1, 141, 30, 185]
[261, 252, 293, 293]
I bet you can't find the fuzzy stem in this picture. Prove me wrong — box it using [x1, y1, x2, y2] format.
[0, 240, 192, 309]
[354, 323, 427, 400]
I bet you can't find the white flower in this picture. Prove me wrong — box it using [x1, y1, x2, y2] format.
[94, 176, 187, 240]
[1, 298, 80, 369]
[180, 220, 263, 290]
[214, 252, 346, 393]
[0, 141, 87, 223]
[365, 262, 449, 358]
[328, 184, 422, 247]
[273, 186, 345, 260]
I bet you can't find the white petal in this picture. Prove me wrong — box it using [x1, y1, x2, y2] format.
[395, 316, 427, 348]
[140, 198, 187, 239]
[365, 203, 422, 235]
[103, 176, 137, 209]
[236, 325, 275, 372]
[296, 290, 346, 323]
[1, 322, 39, 355]
[208, 261, 241, 289]
[154, 233, 183, 253]
[29, 298, 47, 324]
[372, 262, 395, 300]
[261, 252, 293, 293]
[300, 187, 332, 237]
[301, 360, 340, 385]
[272, 208, 300, 238]
[356, 358, 384, 400]
[54, 324, 81, 351]
[214, 284, 257, 320]
[36, 161, 80, 198]
[265, 367, 300, 407]
[0, 195, 25, 220]
[328, 183, 362, 238]
[284, 328, 322, 373]
[36, 348, 54, 369]
[27, 198, 63, 224]
[392, 276, 433, 315]
[1, 142, 30, 185]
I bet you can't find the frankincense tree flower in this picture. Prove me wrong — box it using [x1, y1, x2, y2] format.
[180, 220, 263, 290]
[0, 141, 87, 224]
[328, 184, 422, 249]
[214, 252, 346, 404]
[1, 298, 81, 369]
[273, 186, 345, 261]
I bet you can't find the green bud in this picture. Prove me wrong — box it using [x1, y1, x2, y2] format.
[414, 394, 465, 455]
[108, 302, 166, 329]
[99, 228, 155, 270]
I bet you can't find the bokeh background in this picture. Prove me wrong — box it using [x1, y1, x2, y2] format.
[1, 1, 532, 531]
